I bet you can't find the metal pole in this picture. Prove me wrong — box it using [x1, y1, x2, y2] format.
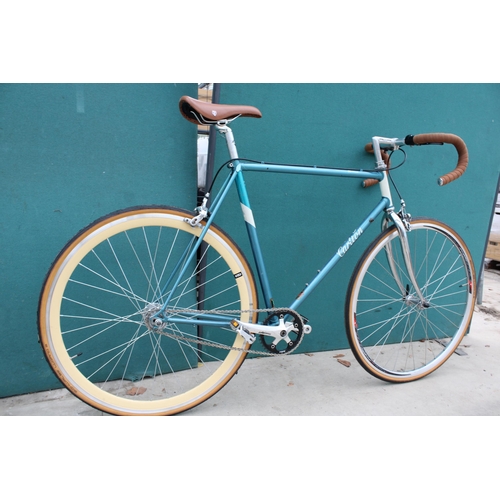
[198, 83, 221, 204]
[197, 84, 221, 345]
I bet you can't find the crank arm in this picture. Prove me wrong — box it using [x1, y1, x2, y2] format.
[230, 318, 288, 343]
[229, 319, 256, 344]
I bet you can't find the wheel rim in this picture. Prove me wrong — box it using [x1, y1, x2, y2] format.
[348, 220, 475, 381]
[39, 209, 256, 415]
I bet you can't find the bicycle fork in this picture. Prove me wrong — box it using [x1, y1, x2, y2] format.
[384, 208, 429, 308]
[371, 136, 429, 309]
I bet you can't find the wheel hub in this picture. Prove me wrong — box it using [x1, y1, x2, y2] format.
[142, 303, 166, 331]
[404, 292, 430, 309]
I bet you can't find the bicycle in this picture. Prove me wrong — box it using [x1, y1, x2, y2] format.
[37, 95, 476, 416]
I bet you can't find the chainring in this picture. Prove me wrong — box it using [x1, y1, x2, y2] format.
[259, 308, 304, 354]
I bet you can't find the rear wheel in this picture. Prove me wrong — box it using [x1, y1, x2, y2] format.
[38, 206, 258, 415]
[345, 218, 476, 382]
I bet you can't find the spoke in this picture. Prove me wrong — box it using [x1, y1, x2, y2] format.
[61, 314, 142, 335]
[76, 262, 145, 306]
[62, 296, 143, 326]
[369, 256, 408, 296]
[358, 302, 412, 343]
[350, 221, 476, 379]
[64, 310, 143, 352]
[168, 248, 222, 308]
[76, 329, 150, 374]
[120, 230, 159, 305]
[68, 277, 133, 299]
[104, 239, 143, 310]
[101, 325, 143, 387]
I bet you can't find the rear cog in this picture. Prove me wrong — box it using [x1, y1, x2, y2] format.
[259, 309, 304, 354]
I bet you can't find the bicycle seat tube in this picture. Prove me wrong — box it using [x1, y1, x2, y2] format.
[217, 122, 275, 308]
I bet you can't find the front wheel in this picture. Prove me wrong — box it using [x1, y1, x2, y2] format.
[38, 206, 258, 415]
[345, 217, 476, 382]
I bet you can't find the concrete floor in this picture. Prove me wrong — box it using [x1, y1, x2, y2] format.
[2, 269, 499, 417]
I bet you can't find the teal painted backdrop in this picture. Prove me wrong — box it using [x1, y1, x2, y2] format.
[211, 84, 500, 354]
[0, 84, 197, 397]
[0, 83, 498, 398]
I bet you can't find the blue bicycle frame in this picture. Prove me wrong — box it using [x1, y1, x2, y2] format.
[226, 159, 390, 311]
[158, 124, 398, 327]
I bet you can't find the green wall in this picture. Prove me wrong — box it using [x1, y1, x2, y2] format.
[1, 83, 498, 398]
[0, 84, 197, 397]
[212, 84, 500, 353]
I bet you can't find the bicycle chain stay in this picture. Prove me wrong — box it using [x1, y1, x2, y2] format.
[153, 307, 309, 357]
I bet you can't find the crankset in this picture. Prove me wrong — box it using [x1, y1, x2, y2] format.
[230, 308, 310, 355]
[260, 309, 305, 354]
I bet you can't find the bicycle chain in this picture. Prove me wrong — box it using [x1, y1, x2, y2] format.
[155, 307, 304, 357]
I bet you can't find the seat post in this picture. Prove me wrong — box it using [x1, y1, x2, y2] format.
[217, 124, 239, 160]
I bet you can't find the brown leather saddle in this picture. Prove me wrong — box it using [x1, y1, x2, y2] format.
[179, 95, 262, 125]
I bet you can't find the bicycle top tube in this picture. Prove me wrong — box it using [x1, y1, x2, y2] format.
[235, 160, 385, 182]
[217, 122, 384, 180]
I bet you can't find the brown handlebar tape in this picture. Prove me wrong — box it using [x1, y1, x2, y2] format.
[363, 133, 468, 187]
[412, 133, 468, 186]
